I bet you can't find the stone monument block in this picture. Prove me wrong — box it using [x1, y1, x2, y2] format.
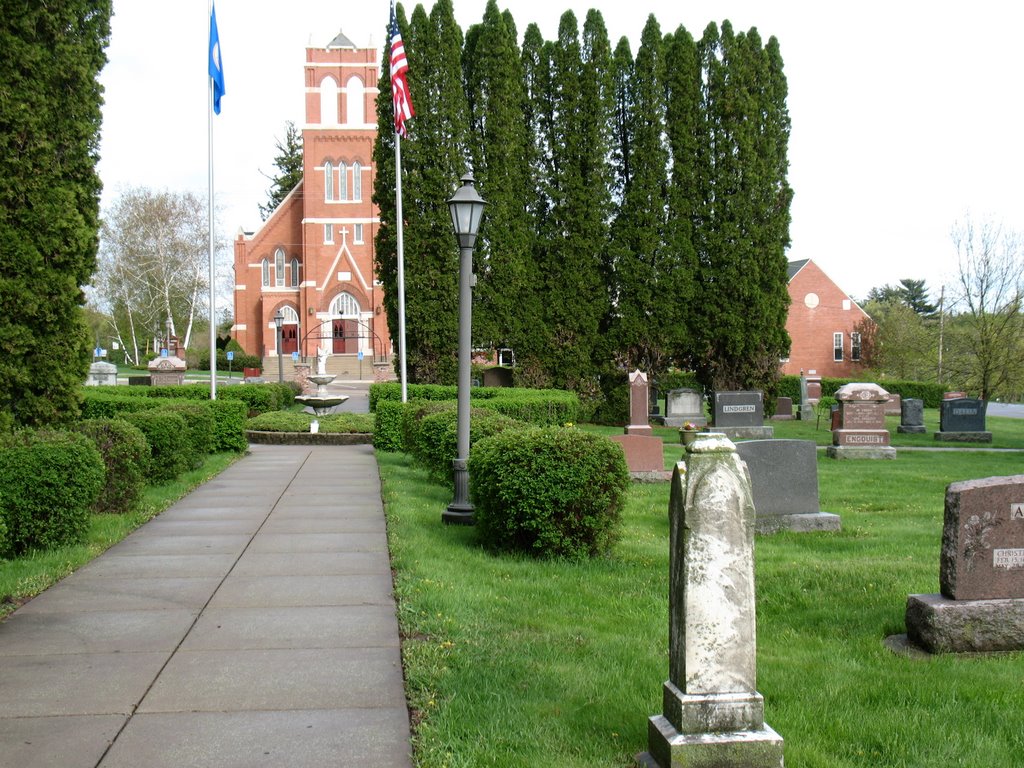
[897, 397, 926, 434]
[712, 391, 773, 440]
[642, 434, 783, 768]
[884, 393, 902, 416]
[935, 397, 991, 443]
[85, 361, 118, 386]
[147, 355, 186, 386]
[904, 475, 1024, 653]
[608, 434, 665, 479]
[772, 397, 793, 420]
[663, 388, 706, 429]
[626, 370, 653, 436]
[736, 439, 841, 534]
[826, 382, 895, 459]
[940, 476, 1024, 600]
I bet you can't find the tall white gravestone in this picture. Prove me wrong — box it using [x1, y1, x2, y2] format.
[642, 433, 783, 768]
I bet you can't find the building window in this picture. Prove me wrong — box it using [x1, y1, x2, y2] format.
[290, 258, 300, 287]
[338, 162, 348, 201]
[833, 332, 844, 362]
[332, 291, 360, 317]
[324, 161, 334, 201]
[275, 248, 285, 287]
[345, 75, 364, 125]
[320, 75, 338, 125]
[261, 258, 270, 287]
[324, 224, 333, 244]
[353, 223, 364, 244]
[352, 161, 362, 201]
[851, 332, 862, 362]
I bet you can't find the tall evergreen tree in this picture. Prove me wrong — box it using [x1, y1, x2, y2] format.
[258, 121, 304, 221]
[462, 2, 539, 369]
[0, 2, 112, 426]
[534, 11, 614, 394]
[689, 21, 792, 396]
[606, 16, 674, 376]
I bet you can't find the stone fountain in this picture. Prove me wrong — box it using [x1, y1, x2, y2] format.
[294, 349, 349, 433]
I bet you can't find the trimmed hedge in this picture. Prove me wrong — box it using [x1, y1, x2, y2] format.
[122, 410, 191, 483]
[369, 383, 580, 427]
[205, 398, 249, 452]
[373, 399, 408, 452]
[73, 418, 150, 515]
[469, 427, 630, 559]
[246, 411, 374, 433]
[775, 375, 947, 409]
[0, 430, 105, 557]
[159, 402, 215, 467]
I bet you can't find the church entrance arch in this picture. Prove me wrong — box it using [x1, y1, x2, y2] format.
[279, 305, 299, 355]
[330, 292, 360, 354]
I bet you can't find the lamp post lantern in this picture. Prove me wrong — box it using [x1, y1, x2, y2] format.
[443, 172, 486, 525]
[273, 310, 285, 384]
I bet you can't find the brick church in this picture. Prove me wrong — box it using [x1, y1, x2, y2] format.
[232, 32, 389, 367]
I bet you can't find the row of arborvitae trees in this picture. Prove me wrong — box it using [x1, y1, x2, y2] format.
[373, 1, 793, 413]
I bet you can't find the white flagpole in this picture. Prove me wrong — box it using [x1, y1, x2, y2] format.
[395, 136, 408, 403]
[207, 0, 218, 400]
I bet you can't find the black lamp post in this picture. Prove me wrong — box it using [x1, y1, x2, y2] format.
[443, 172, 486, 525]
[273, 310, 285, 383]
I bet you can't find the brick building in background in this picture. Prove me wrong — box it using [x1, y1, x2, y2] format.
[782, 259, 873, 379]
[232, 32, 389, 366]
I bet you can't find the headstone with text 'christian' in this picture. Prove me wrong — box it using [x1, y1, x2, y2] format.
[663, 388, 706, 428]
[904, 475, 1024, 653]
[826, 382, 895, 459]
[610, 370, 665, 478]
[712, 390, 773, 440]
[641, 434, 783, 768]
[897, 397, 927, 434]
[935, 397, 991, 443]
[736, 439, 841, 534]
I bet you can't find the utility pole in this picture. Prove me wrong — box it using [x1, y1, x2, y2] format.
[937, 284, 945, 384]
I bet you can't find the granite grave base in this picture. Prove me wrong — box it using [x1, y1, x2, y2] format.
[641, 718, 784, 768]
[826, 445, 897, 460]
[897, 424, 927, 434]
[712, 426, 774, 440]
[756, 512, 841, 535]
[934, 431, 993, 443]
[609, 434, 665, 475]
[905, 593, 1024, 653]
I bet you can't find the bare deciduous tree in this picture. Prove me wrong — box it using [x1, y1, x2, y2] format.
[946, 215, 1024, 400]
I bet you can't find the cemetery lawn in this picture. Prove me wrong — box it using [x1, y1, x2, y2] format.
[0, 452, 240, 620]
[379, 448, 1024, 768]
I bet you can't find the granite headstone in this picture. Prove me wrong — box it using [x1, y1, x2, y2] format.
[935, 397, 991, 443]
[897, 398, 926, 434]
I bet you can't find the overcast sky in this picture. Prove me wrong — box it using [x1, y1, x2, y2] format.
[97, 1, 1024, 307]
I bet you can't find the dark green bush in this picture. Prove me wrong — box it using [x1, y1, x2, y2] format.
[206, 398, 249, 452]
[80, 391, 161, 419]
[415, 407, 526, 485]
[246, 411, 374, 433]
[403, 400, 457, 456]
[369, 383, 580, 427]
[775, 375, 947, 410]
[73, 418, 150, 515]
[158, 402, 215, 467]
[373, 400, 408, 452]
[469, 427, 630, 559]
[0, 430, 105, 557]
[122, 410, 190, 483]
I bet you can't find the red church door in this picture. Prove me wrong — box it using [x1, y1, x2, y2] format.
[281, 324, 298, 355]
[332, 319, 358, 353]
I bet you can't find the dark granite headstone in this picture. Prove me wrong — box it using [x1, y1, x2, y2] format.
[713, 391, 764, 428]
[736, 439, 840, 534]
[897, 398, 926, 434]
[939, 398, 986, 432]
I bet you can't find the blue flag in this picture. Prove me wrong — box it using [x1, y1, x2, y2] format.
[209, 3, 225, 114]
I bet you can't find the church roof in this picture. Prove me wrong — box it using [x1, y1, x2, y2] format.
[326, 30, 357, 49]
[786, 259, 810, 282]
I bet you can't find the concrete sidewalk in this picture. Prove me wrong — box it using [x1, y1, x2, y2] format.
[0, 444, 412, 768]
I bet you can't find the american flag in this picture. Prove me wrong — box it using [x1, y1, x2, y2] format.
[389, 1, 415, 137]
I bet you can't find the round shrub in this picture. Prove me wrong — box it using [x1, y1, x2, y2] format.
[0, 430, 105, 557]
[122, 410, 190, 483]
[415, 407, 526, 485]
[73, 418, 150, 515]
[469, 427, 630, 559]
[158, 402, 215, 467]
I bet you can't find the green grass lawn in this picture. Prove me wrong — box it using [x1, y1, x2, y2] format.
[379, 447, 1024, 767]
